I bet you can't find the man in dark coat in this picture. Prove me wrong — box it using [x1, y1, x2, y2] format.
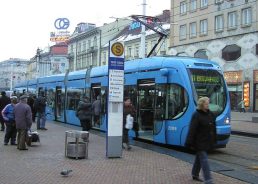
[186, 97, 216, 184]
[34, 93, 47, 130]
[27, 94, 36, 122]
[76, 96, 92, 131]
[14, 95, 32, 150]
[0, 91, 11, 131]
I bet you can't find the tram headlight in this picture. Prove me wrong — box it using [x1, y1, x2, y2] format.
[224, 117, 230, 124]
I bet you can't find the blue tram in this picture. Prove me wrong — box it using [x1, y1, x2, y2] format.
[15, 57, 231, 147]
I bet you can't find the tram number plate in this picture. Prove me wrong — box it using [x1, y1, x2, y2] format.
[168, 126, 177, 131]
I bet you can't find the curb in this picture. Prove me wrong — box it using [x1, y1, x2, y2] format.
[231, 131, 258, 138]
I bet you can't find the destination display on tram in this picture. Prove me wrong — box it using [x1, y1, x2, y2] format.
[192, 75, 220, 83]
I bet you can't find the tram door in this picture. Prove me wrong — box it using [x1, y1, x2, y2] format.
[55, 86, 65, 122]
[138, 79, 156, 140]
[91, 84, 101, 129]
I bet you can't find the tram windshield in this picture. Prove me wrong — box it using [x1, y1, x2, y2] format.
[189, 69, 227, 116]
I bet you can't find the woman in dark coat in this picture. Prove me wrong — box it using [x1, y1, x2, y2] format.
[123, 97, 135, 150]
[186, 97, 216, 184]
[76, 96, 92, 131]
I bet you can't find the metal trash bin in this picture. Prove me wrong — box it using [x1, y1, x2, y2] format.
[65, 130, 89, 159]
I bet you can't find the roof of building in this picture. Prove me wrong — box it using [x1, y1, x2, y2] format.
[50, 44, 68, 55]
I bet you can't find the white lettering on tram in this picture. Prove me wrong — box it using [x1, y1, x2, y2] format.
[168, 126, 177, 131]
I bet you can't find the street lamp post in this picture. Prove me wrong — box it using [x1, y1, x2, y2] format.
[36, 48, 41, 78]
[10, 64, 14, 91]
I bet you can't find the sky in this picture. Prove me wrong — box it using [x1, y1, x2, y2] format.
[0, 0, 170, 61]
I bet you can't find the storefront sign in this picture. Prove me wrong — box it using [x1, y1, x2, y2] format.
[253, 70, 258, 83]
[224, 71, 242, 84]
[107, 40, 125, 158]
[243, 81, 250, 107]
[50, 31, 70, 42]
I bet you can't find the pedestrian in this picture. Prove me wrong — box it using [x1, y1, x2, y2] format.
[92, 96, 101, 126]
[123, 97, 135, 150]
[27, 94, 36, 122]
[14, 95, 32, 150]
[0, 91, 11, 131]
[76, 96, 92, 131]
[34, 92, 47, 130]
[185, 97, 216, 184]
[2, 96, 18, 145]
[238, 99, 246, 113]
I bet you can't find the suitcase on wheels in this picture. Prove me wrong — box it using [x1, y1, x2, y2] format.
[27, 131, 40, 146]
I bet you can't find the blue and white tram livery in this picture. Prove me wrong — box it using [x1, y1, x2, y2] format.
[15, 57, 231, 148]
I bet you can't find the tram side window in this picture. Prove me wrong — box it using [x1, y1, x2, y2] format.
[46, 89, 55, 109]
[67, 89, 84, 110]
[101, 87, 107, 113]
[155, 85, 166, 120]
[167, 84, 188, 119]
[124, 85, 137, 108]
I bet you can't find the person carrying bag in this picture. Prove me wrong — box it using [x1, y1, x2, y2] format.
[123, 97, 135, 150]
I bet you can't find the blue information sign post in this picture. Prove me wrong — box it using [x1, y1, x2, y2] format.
[106, 40, 125, 158]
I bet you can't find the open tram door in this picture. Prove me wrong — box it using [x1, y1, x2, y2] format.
[138, 79, 155, 140]
[137, 79, 166, 143]
[91, 83, 107, 130]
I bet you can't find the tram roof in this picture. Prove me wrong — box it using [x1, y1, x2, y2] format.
[16, 56, 219, 86]
[38, 73, 65, 83]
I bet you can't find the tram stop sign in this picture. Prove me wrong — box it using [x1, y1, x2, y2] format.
[106, 40, 125, 158]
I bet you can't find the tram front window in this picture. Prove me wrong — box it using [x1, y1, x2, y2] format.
[189, 69, 227, 116]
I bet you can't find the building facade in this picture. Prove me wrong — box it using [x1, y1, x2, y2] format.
[170, 0, 258, 111]
[68, 20, 131, 70]
[0, 58, 28, 91]
[101, 10, 171, 63]
[27, 43, 68, 79]
[68, 23, 100, 71]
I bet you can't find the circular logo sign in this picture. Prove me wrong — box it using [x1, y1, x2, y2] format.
[111, 42, 124, 57]
[54, 18, 70, 30]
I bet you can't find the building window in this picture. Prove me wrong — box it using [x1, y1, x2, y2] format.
[179, 24, 187, 40]
[177, 52, 188, 56]
[222, 44, 241, 61]
[180, 1, 187, 15]
[70, 44, 74, 52]
[127, 47, 132, 57]
[200, 19, 208, 35]
[93, 36, 97, 49]
[190, 0, 197, 12]
[242, 8, 252, 26]
[82, 41, 86, 51]
[228, 11, 237, 29]
[200, 0, 208, 9]
[145, 43, 148, 55]
[215, 15, 224, 32]
[215, 0, 224, 4]
[135, 45, 139, 58]
[189, 22, 197, 38]
[103, 52, 107, 65]
[256, 44, 258, 55]
[78, 43, 81, 53]
[88, 40, 91, 50]
[194, 49, 208, 59]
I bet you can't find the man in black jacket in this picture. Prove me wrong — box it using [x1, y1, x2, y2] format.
[0, 91, 11, 131]
[186, 97, 216, 184]
[34, 93, 47, 130]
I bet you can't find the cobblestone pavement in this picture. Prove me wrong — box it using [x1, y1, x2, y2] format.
[231, 112, 258, 134]
[0, 122, 247, 184]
